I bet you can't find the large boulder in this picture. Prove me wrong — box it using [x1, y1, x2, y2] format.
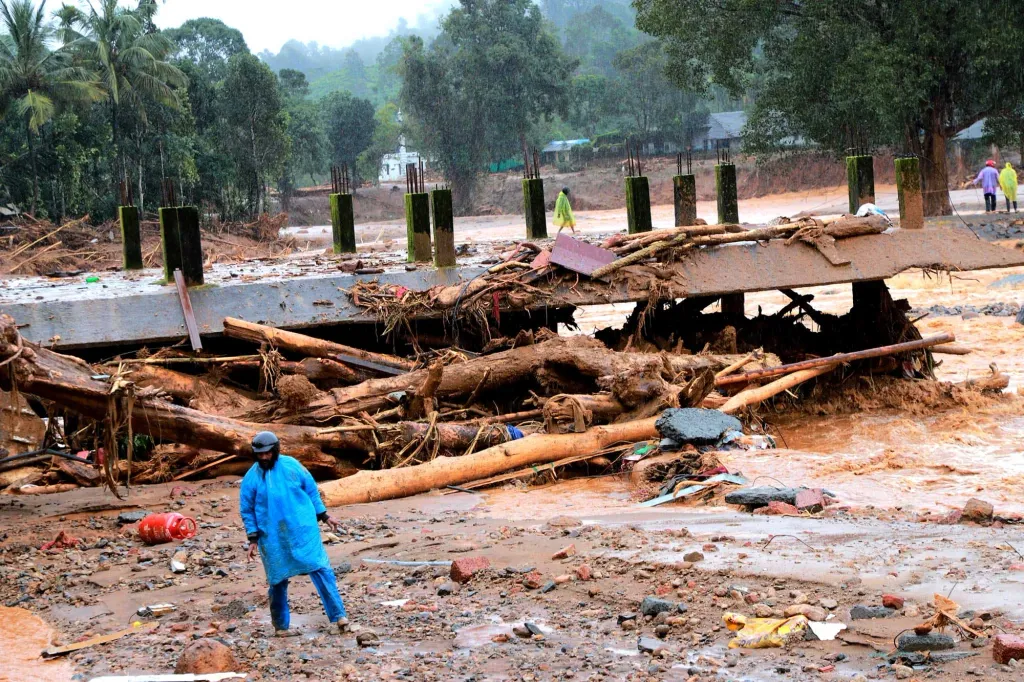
[175, 638, 239, 675]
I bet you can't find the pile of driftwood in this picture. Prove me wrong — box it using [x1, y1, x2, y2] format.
[0, 214, 971, 504]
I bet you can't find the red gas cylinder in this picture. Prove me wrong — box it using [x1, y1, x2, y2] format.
[137, 512, 197, 545]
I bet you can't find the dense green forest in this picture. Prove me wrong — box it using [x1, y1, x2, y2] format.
[4, 0, 1016, 222]
[0, 0, 732, 221]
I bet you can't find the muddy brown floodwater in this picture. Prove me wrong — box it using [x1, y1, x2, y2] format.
[0, 607, 73, 682]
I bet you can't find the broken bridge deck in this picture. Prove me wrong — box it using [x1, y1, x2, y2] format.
[2, 225, 1021, 350]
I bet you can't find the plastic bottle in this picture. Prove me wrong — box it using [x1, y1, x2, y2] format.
[137, 512, 197, 545]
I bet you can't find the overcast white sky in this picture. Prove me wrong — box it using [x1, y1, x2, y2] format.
[153, 0, 456, 54]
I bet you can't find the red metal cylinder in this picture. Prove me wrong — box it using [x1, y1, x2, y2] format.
[137, 512, 197, 545]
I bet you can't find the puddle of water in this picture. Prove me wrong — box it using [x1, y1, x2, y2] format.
[0, 607, 74, 682]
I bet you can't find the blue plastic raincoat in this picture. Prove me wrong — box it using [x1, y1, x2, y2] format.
[239, 455, 331, 587]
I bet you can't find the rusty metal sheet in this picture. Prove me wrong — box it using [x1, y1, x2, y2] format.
[549, 234, 616, 276]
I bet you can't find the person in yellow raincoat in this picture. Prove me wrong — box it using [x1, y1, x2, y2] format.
[553, 187, 576, 234]
[1000, 163, 1018, 213]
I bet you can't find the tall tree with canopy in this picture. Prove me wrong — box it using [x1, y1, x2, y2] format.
[633, 0, 1024, 216]
[400, 0, 577, 212]
[57, 0, 187, 173]
[0, 0, 101, 215]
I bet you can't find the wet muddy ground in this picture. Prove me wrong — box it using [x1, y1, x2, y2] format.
[3, 193, 1024, 680]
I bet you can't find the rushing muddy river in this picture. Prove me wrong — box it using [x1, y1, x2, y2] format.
[0, 607, 73, 682]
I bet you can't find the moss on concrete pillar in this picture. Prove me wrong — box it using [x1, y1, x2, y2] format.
[673, 174, 697, 227]
[330, 193, 356, 253]
[405, 192, 431, 262]
[846, 155, 875, 214]
[715, 163, 739, 224]
[625, 176, 652, 234]
[119, 205, 142, 270]
[159, 206, 182, 283]
[432, 188, 456, 268]
[177, 206, 204, 287]
[895, 157, 924, 230]
[522, 178, 547, 239]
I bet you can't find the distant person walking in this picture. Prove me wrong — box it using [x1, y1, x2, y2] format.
[971, 160, 1001, 213]
[554, 187, 576, 234]
[1000, 162, 1018, 213]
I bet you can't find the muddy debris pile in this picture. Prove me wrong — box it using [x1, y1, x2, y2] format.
[0, 212, 999, 504]
[0, 213, 295, 276]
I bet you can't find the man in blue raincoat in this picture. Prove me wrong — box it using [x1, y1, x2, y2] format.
[240, 431, 349, 636]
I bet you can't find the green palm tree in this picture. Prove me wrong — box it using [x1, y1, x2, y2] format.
[58, 0, 186, 165]
[0, 0, 101, 215]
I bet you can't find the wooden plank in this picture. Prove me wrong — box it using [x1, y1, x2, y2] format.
[173, 269, 202, 352]
[42, 622, 157, 657]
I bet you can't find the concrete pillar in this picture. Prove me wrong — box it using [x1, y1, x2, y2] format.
[159, 206, 182, 283]
[177, 206, 204, 287]
[894, 157, 924, 230]
[715, 164, 739, 224]
[522, 178, 547, 239]
[625, 176, 652, 234]
[846, 155, 875, 214]
[721, 293, 745, 317]
[673, 174, 697, 227]
[405, 193, 431, 263]
[432, 188, 456, 268]
[119, 205, 142, 270]
[330, 193, 356, 253]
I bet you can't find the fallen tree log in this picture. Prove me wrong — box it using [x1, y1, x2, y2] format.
[0, 316, 363, 477]
[319, 417, 659, 506]
[304, 337, 771, 420]
[715, 333, 954, 387]
[720, 365, 835, 414]
[129, 365, 261, 417]
[223, 317, 415, 373]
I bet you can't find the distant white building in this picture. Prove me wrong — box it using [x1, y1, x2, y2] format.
[699, 111, 746, 150]
[379, 134, 423, 183]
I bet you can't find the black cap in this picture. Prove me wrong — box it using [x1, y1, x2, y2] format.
[251, 431, 280, 454]
[562, 187, 570, 195]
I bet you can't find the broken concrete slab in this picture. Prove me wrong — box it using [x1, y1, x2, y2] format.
[655, 408, 741, 444]
[896, 632, 956, 652]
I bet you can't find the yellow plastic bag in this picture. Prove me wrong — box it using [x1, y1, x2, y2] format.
[723, 612, 809, 649]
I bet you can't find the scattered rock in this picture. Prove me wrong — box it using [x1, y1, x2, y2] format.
[512, 625, 532, 638]
[170, 551, 187, 574]
[637, 636, 665, 654]
[655, 408, 742, 444]
[217, 600, 249, 620]
[617, 612, 638, 624]
[551, 544, 576, 560]
[546, 516, 582, 528]
[753, 501, 800, 516]
[333, 560, 353, 574]
[753, 604, 774, 618]
[784, 604, 827, 622]
[994, 634, 1024, 664]
[640, 596, 675, 617]
[892, 663, 913, 679]
[522, 571, 543, 590]
[356, 631, 380, 647]
[437, 582, 456, 596]
[575, 564, 592, 581]
[794, 488, 826, 513]
[655, 624, 670, 638]
[540, 580, 557, 593]
[117, 510, 149, 525]
[525, 622, 544, 636]
[962, 498, 994, 524]
[819, 598, 838, 610]
[897, 632, 955, 652]
[683, 551, 704, 563]
[175, 638, 238, 674]
[450, 556, 490, 584]
[850, 605, 895, 620]
[882, 594, 905, 610]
